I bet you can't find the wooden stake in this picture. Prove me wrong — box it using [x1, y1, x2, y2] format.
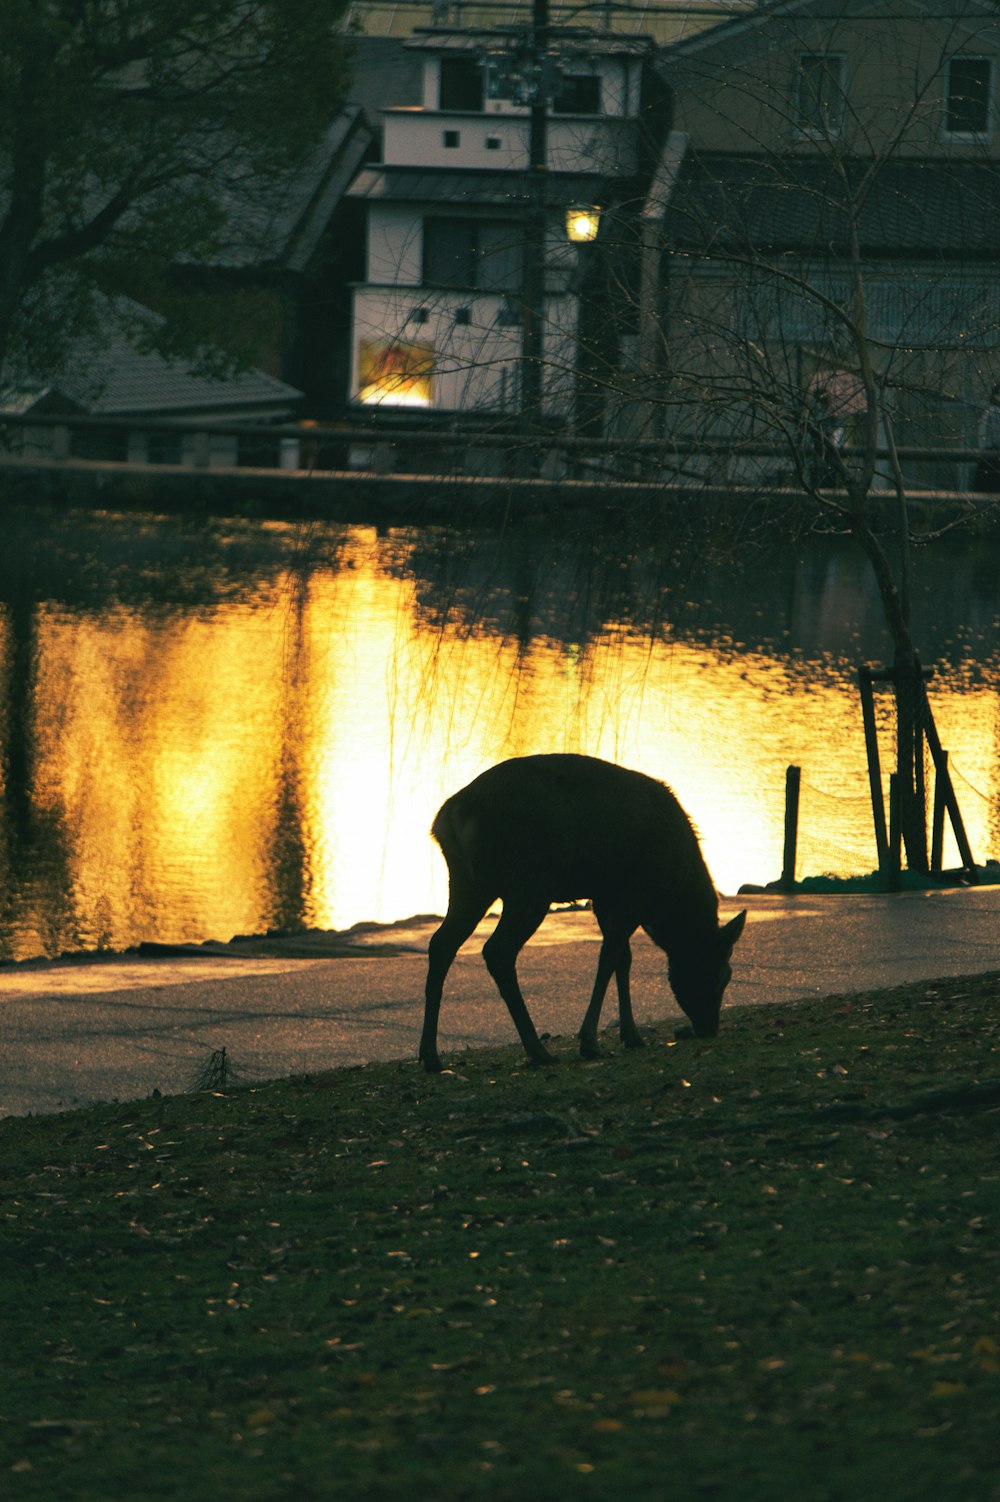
[780, 765, 801, 891]
[858, 667, 889, 874]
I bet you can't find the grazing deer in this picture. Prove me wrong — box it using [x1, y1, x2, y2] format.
[419, 753, 746, 1071]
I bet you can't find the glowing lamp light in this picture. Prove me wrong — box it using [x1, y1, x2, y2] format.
[357, 338, 434, 408]
[359, 382, 432, 409]
[565, 205, 601, 243]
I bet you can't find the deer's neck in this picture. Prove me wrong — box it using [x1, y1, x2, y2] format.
[644, 868, 719, 957]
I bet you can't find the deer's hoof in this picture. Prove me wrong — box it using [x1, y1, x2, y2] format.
[578, 1037, 605, 1060]
[420, 1052, 444, 1073]
[622, 1031, 646, 1050]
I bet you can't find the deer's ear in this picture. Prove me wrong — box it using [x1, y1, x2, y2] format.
[721, 910, 747, 952]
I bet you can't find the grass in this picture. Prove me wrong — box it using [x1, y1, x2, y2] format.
[2, 973, 999, 1502]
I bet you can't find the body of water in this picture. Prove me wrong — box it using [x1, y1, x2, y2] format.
[1, 503, 998, 963]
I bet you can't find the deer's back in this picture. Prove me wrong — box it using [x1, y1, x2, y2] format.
[433, 753, 705, 902]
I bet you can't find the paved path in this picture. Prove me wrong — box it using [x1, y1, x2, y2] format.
[1, 889, 998, 1118]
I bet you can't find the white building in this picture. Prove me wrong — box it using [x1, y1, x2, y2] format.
[346, 25, 657, 424]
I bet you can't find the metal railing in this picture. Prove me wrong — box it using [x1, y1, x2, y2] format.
[0, 410, 993, 475]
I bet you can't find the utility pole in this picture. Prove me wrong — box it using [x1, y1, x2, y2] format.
[520, 0, 549, 426]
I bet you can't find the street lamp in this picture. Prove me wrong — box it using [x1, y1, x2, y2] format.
[565, 205, 602, 244]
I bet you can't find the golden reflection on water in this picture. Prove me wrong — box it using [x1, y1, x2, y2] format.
[8, 524, 1000, 960]
[32, 604, 289, 949]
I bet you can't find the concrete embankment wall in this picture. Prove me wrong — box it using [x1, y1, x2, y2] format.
[0, 456, 994, 531]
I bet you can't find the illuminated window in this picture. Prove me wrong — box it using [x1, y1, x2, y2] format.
[357, 339, 435, 408]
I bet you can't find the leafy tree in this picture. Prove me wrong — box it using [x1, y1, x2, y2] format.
[0, 0, 353, 384]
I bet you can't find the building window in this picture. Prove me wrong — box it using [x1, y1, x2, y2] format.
[454, 307, 472, 325]
[423, 217, 523, 293]
[443, 129, 460, 148]
[485, 135, 502, 150]
[794, 53, 847, 135]
[358, 339, 435, 408]
[945, 56, 992, 135]
[553, 72, 602, 115]
[71, 426, 128, 462]
[440, 57, 484, 112]
[146, 429, 182, 465]
[237, 433, 281, 468]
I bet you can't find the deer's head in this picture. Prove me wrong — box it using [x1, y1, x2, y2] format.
[668, 909, 746, 1037]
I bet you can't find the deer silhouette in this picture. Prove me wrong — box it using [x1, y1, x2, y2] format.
[420, 753, 746, 1071]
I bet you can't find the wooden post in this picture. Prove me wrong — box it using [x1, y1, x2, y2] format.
[888, 772, 902, 890]
[858, 667, 889, 874]
[931, 748, 947, 873]
[911, 675, 928, 870]
[919, 682, 978, 882]
[780, 764, 801, 891]
[894, 656, 928, 873]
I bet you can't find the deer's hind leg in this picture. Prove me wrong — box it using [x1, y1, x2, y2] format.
[614, 940, 644, 1049]
[421, 882, 495, 1072]
[482, 893, 555, 1065]
[580, 903, 641, 1057]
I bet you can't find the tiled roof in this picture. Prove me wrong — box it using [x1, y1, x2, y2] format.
[403, 27, 653, 58]
[191, 38, 421, 270]
[348, 165, 618, 208]
[350, 34, 424, 109]
[54, 302, 302, 416]
[667, 153, 1000, 255]
[201, 107, 372, 271]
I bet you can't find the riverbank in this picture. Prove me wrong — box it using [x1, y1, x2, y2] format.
[2, 969, 998, 1501]
[5, 890, 1000, 1120]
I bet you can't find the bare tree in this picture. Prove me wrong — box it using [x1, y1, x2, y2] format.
[569, 2, 1000, 871]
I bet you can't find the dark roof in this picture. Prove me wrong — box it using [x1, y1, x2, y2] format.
[348, 165, 620, 209]
[659, 0, 1000, 64]
[403, 25, 653, 58]
[191, 38, 421, 272]
[56, 301, 302, 416]
[202, 106, 373, 271]
[349, 34, 424, 110]
[667, 153, 1000, 255]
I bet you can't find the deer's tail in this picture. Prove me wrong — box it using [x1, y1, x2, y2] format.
[431, 799, 482, 888]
